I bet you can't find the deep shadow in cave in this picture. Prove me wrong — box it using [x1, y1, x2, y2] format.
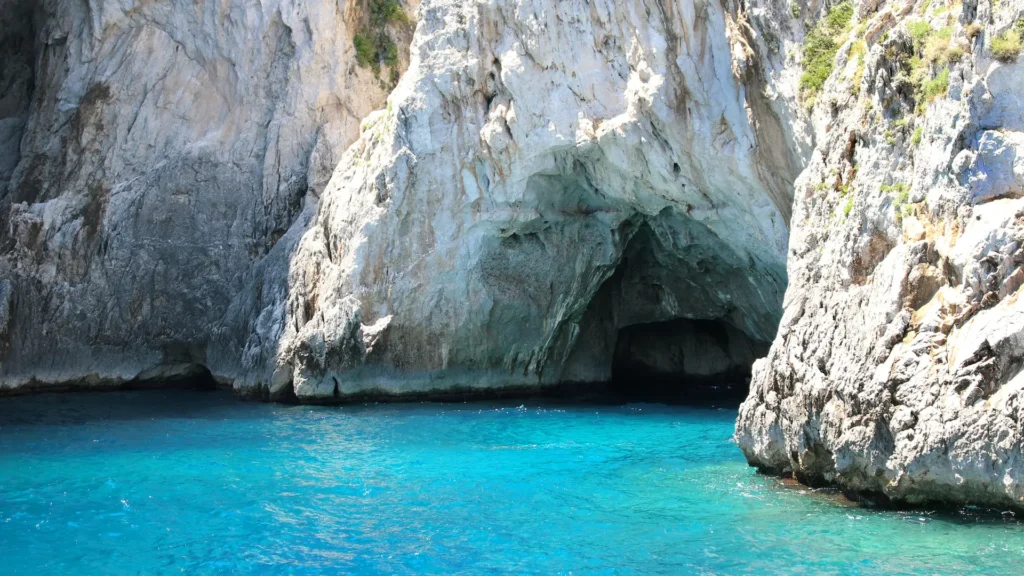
[554, 213, 781, 407]
[608, 318, 769, 405]
[0, 365, 224, 398]
[144, 365, 221, 392]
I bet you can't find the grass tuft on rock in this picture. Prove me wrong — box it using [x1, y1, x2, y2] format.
[990, 22, 1023, 62]
[849, 40, 867, 94]
[920, 67, 950, 103]
[911, 126, 924, 146]
[799, 1, 854, 98]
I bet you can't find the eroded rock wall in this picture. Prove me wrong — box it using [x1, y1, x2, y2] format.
[0, 0, 809, 399]
[0, 0, 412, 390]
[737, 0, 1024, 510]
[244, 0, 809, 402]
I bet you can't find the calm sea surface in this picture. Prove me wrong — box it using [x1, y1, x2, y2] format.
[1, 391, 1021, 574]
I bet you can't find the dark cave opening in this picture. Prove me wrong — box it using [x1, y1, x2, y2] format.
[608, 318, 768, 404]
[151, 365, 221, 392]
[118, 359, 223, 393]
[552, 212, 781, 405]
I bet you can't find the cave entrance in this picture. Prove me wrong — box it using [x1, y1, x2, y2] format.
[130, 364, 222, 392]
[609, 318, 767, 403]
[174, 366, 220, 391]
[553, 213, 781, 405]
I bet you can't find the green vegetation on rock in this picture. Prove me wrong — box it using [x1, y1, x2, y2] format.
[902, 20, 962, 113]
[919, 67, 949, 104]
[353, 0, 410, 76]
[849, 40, 867, 95]
[911, 126, 924, 146]
[907, 20, 933, 45]
[882, 183, 913, 219]
[799, 1, 854, 98]
[990, 21, 1023, 62]
[881, 182, 909, 195]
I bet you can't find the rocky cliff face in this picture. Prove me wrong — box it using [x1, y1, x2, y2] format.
[1, 0, 810, 397]
[0, 0, 413, 389]
[737, 0, 1024, 510]
[243, 0, 808, 401]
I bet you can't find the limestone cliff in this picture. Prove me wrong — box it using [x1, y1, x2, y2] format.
[3, 0, 808, 398]
[737, 0, 1024, 510]
[237, 0, 808, 401]
[0, 0, 413, 389]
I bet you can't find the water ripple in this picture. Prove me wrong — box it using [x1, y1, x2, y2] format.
[0, 391, 1021, 574]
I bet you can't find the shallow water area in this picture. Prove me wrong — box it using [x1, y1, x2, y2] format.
[1, 390, 1021, 574]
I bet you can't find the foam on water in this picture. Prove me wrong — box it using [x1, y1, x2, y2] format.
[0, 391, 1021, 574]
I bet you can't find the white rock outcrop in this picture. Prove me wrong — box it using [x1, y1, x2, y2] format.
[2, 0, 806, 399]
[737, 0, 1024, 510]
[240, 0, 808, 401]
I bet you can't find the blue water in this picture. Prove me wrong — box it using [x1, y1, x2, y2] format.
[1, 391, 1021, 574]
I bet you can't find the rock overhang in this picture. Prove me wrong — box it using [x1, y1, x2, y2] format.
[258, 0, 807, 402]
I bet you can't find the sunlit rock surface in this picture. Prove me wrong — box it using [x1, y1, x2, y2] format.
[243, 0, 808, 401]
[737, 0, 1024, 510]
[0, 0, 411, 389]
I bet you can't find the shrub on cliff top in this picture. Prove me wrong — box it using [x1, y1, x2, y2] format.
[799, 1, 854, 97]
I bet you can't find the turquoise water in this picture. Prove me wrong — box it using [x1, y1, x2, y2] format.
[1, 391, 1021, 574]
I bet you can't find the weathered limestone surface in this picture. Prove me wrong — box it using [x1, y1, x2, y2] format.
[242, 0, 808, 401]
[1, 0, 807, 399]
[737, 0, 1024, 510]
[0, 0, 411, 389]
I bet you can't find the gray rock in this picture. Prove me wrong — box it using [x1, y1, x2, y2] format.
[737, 2, 1024, 510]
[258, 0, 808, 402]
[0, 0, 407, 391]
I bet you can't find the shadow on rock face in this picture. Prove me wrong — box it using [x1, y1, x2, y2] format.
[607, 318, 766, 405]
